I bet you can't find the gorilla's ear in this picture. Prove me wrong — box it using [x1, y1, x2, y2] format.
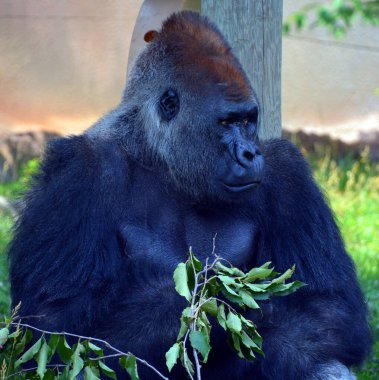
[144, 30, 159, 43]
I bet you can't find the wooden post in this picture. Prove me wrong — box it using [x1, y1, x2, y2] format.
[201, 1, 283, 139]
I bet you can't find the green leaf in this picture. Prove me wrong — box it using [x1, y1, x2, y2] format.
[199, 312, 211, 337]
[47, 334, 60, 361]
[241, 331, 260, 350]
[37, 339, 50, 379]
[189, 330, 211, 362]
[201, 298, 218, 317]
[230, 332, 243, 357]
[240, 315, 256, 329]
[204, 277, 221, 296]
[166, 342, 180, 372]
[180, 348, 194, 377]
[177, 319, 190, 341]
[56, 366, 70, 380]
[14, 329, 33, 356]
[57, 336, 73, 364]
[15, 336, 43, 368]
[88, 342, 104, 357]
[245, 266, 273, 282]
[99, 361, 117, 380]
[243, 283, 267, 292]
[177, 307, 192, 341]
[69, 343, 85, 380]
[217, 304, 227, 330]
[226, 312, 242, 333]
[271, 265, 295, 284]
[120, 355, 139, 380]
[295, 13, 306, 29]
[189, 252, 202, 271]
[273, 280, 306, 296]
[221, 283, 239, 296]
[215, 262, 244, 276]
[84, 366, 101, 380]
[221, 288, 245, 308]
[218, 275, 238, 286]
[43, 368, 55, 380]
[8, 329, 21, 339]
[239, 289, 260, 309]
[174, 263, 192, 302]
[282, 22, 290, 35]
[0, 327, 9, 346]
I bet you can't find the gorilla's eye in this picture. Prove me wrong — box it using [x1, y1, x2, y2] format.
[220, 120, 229, 126]
[248, 107, 259, 125]
[243, 119, 249, 127]
[159, 89, 180, 122]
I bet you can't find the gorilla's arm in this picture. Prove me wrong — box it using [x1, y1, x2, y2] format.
[255, 140, 371, 379]
[8, 135, 127, 333]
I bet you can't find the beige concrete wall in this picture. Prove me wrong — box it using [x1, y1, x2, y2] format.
[0, 0, 378, 142]
[283, 1, 379, 143]
[0, 0, 143, 134]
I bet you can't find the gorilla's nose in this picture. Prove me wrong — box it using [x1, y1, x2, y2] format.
[234, 142, 260, 168]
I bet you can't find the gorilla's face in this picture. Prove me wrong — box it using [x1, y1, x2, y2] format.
[151, 85, 264, 202]
[127, 12, 265, 202]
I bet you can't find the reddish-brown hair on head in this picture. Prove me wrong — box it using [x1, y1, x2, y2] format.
[156, 11, 251, 102]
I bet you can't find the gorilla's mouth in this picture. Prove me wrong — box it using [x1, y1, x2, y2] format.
[223, 181, 261, 192]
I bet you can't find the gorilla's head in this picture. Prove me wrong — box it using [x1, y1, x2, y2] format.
[123, 11, 264, 202]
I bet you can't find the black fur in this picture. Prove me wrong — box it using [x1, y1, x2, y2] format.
[9, 11, 371, 380]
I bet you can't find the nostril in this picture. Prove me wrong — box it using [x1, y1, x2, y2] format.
[234, 143, 256, 167]
[243, 150, 255, 161]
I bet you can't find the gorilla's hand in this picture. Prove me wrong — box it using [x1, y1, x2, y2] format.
[310, 361, 356, 380]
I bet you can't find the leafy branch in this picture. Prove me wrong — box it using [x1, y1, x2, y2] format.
[0, 306, 168, 380]
[166, 248, 305, 380]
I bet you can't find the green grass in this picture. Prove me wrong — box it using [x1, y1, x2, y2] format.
[306, 148, 379, 379]
[0, 152, 378, 378]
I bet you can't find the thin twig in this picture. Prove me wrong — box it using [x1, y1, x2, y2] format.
[187, 248, 201, 380]
[212, 234, 217, 257]
[196, 297, 239, 318]
[182, 331, 195, 380]
[89, 353, 123, 361]
[192, 346, 202, 380]
[5, 321, 20, 379]
[13, 314, 46, 320]
[6, 364, 66, 379]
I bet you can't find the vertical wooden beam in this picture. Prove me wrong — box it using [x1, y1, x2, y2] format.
[201, 1, 283, 139]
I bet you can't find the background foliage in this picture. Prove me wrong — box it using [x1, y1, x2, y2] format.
[283, 0, 379, 37]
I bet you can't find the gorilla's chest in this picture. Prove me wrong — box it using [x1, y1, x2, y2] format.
[183, 208, 258, 269]
[120, 195, 258, 270]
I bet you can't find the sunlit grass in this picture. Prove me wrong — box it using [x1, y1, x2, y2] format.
[304, 147, 379, 379]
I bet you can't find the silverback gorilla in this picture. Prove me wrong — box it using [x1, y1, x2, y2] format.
[9, 11, 371, 380]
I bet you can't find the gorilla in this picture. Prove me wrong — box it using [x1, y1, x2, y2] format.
[9, 11, 371, 380]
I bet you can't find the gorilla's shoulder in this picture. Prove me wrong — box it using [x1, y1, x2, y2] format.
[259, 139, 322, 206]
[40, 134, 128, 185]
[42, 135, 93, 176]
[261, 138, 313, 182]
